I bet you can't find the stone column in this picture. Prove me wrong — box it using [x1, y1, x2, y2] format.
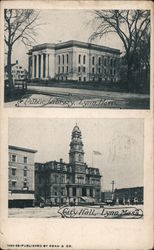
[86, 188, 90, 196]
[93, 189, 95, 198]
[69, 187, 72, 197]
[45, 53, 48, 79]
[36, 54, 39, 78]
[76, 187, 80, 197]
[32, 55, 35, 79]
[48, 54, 50, 78]
[41, 54, 44, 79]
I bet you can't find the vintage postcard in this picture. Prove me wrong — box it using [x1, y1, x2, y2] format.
[8, 118, 144, 219]
[3, 4, 151, 109]
[0, 0, 153, 250]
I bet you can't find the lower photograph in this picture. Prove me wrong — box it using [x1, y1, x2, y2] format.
[8, 118, 144, 219]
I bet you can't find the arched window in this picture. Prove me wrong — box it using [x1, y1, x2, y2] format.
[78, 54, 81, 64]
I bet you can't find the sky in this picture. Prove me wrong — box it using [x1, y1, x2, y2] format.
[9, 9, 123, 70]
[8, 118, 144, 191]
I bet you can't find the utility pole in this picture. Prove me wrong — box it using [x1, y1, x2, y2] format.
[111, 180, 115, 202]
[111, 180, 115, 193]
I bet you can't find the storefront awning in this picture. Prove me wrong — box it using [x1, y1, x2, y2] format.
[8, 192, 34, 200]
[80, 196, 95, 203]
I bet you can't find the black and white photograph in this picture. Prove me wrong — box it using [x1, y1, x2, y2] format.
[8, 118, 144, 218]
[4, 9, 150, 109]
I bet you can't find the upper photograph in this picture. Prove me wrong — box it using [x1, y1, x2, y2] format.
[4, 9, 150, 109]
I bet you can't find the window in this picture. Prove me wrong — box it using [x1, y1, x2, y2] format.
[58, 66, 60, 74]
[92, 67, 95, 74]
[78, 66, 81, 73]
[110, 69, 112, 75]
[58, 55, 60, 64]
[110, 58, 113, 67]
[24, 157, 27, 163]
[78, 154, 81, 161]
[23, 181, 27, 188]
[114, 69, 116, 75]
[66, 54, 69, 64]
[98, 68, 101, 74]
[90, 188, 93, 197]
[61, 188, 65, 195]
[61, 176, 65, 183]
[78, 55, 81, 64]
[83, 77, 86, 82]
[98, 57, 101, 66]
[62, 55, 64, 64]
[11, 155, 16, 162]
[83, 55, 86, 64]
[92, 56, 95, 65]
[83, 67, 86, 73]
[62, 66, 64, 73]
[66, 66, 68, 73]
[54, 175, 58, 184]
[54, 188, 57, 196]
[104, 58, 106, 66]
[12, 168, 16, 176]
[24, 168, 27, 177]
[79, 77, 81, 81]
[73, 187, 76, 196]
[12, 181, 16, 188]
[39, 176, 41, 184]
[114, 59, 116, 67]
[82, 187, 87, 196]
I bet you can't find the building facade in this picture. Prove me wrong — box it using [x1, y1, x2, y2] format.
[8, 145, 37, 207]
[114, 187, 144, 205]
[28, 40, 120, 83]
[5, 60, 27, 84]
[101, 186, 144, 205]
[35, 124, 102, 206]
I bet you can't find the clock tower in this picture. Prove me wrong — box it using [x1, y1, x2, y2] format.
[69, 124, 86, 177]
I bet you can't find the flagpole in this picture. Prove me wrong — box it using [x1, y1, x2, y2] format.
[92, 151, 93, 168]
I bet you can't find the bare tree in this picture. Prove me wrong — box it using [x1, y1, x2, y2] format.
[89, 10, 150, 89]
[4, 9, 40, 93]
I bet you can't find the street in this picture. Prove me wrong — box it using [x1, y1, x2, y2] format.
[8, 205, 144, 218]
[5, 85, 150, 109]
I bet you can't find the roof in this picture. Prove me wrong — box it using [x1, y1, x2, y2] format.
[72, 123, 81, 133]
[28, 40, 120, 54]
[8, 145, 37, 154]
[56, 40, 120, 54]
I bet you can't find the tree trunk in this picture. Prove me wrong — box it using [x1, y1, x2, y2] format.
[7, 45, 14, 95]
[127, 60, 133, 92]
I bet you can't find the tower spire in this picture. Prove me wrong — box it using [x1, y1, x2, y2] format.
[69, 124, 84, 165]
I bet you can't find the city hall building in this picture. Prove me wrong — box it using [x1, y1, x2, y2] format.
[35, 124, 102, 205]
[8, 145, 37, 207]
[28, 40, 120, 83]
